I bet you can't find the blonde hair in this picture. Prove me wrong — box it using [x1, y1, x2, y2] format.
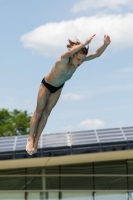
[67, 38, 89, 55]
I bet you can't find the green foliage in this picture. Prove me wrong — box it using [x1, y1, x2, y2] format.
[0, 109, 31, 137]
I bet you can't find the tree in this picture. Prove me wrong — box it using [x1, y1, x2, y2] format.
[0, 109, 31, 137]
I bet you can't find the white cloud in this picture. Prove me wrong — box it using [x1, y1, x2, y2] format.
[71, 0, 133, 13]
[97, 84, 133, 94]
[77, 119, 105, 130]
[0, 96, 14, 110]
[61, 119, 105, 132]
[116, 121, 123, 126]
[24, 99, 32, 105]
[20, 14, 133, 56]
[61, 93, 87, 101]
[60, 125, 74, 132]
[115, 84, 133, 91]
[118, 67, 133, 73]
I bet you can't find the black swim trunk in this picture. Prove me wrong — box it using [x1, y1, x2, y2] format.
[41, 77, 64, 93]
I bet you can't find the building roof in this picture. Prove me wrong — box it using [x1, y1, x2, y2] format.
[0, 126, 133, 169]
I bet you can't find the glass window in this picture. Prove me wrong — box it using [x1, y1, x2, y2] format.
[48, 192, 58, 199]
[61, 176, 93, 190]
[0, 177, 25, 190]
[46, 176, 59, 190]
[95, 161, 126, 175]
[28, 192, 40, 200]
[0, 192, 24, 200]
[95, 161, 127, 190]
[127, 162, 133, 190]
[45, 166, 59, 190]
[96, 192, 126, 200]
[60, 163, 93, 190]
[27, 177, 42, 190]
[61, 192, 93, 200]
[128, 193, 133, 200]
[95, 176, 127, 190]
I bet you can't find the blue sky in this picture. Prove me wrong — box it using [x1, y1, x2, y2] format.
[0, 0, 133, 133]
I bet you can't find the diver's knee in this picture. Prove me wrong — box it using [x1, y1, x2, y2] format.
[35, 108, 44, 118]
[42, 109, 52, 119]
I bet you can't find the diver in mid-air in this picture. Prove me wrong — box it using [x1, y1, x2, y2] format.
[26, 34, 111, 155]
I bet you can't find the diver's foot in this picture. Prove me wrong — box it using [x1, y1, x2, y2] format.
[26, 136, 34, 155]
[32, 138, 39, 154]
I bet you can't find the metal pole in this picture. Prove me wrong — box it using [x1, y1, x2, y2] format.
[25, 168, 28, 200]
[59, 166, 62, 200]
[41, 168, 47, 199]
[92, 163, 96, 200]
[126, 161, 129, 200]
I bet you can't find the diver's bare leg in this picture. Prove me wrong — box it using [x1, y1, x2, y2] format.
[26, 84, 50, 155]
[32, 88, 63, 153]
